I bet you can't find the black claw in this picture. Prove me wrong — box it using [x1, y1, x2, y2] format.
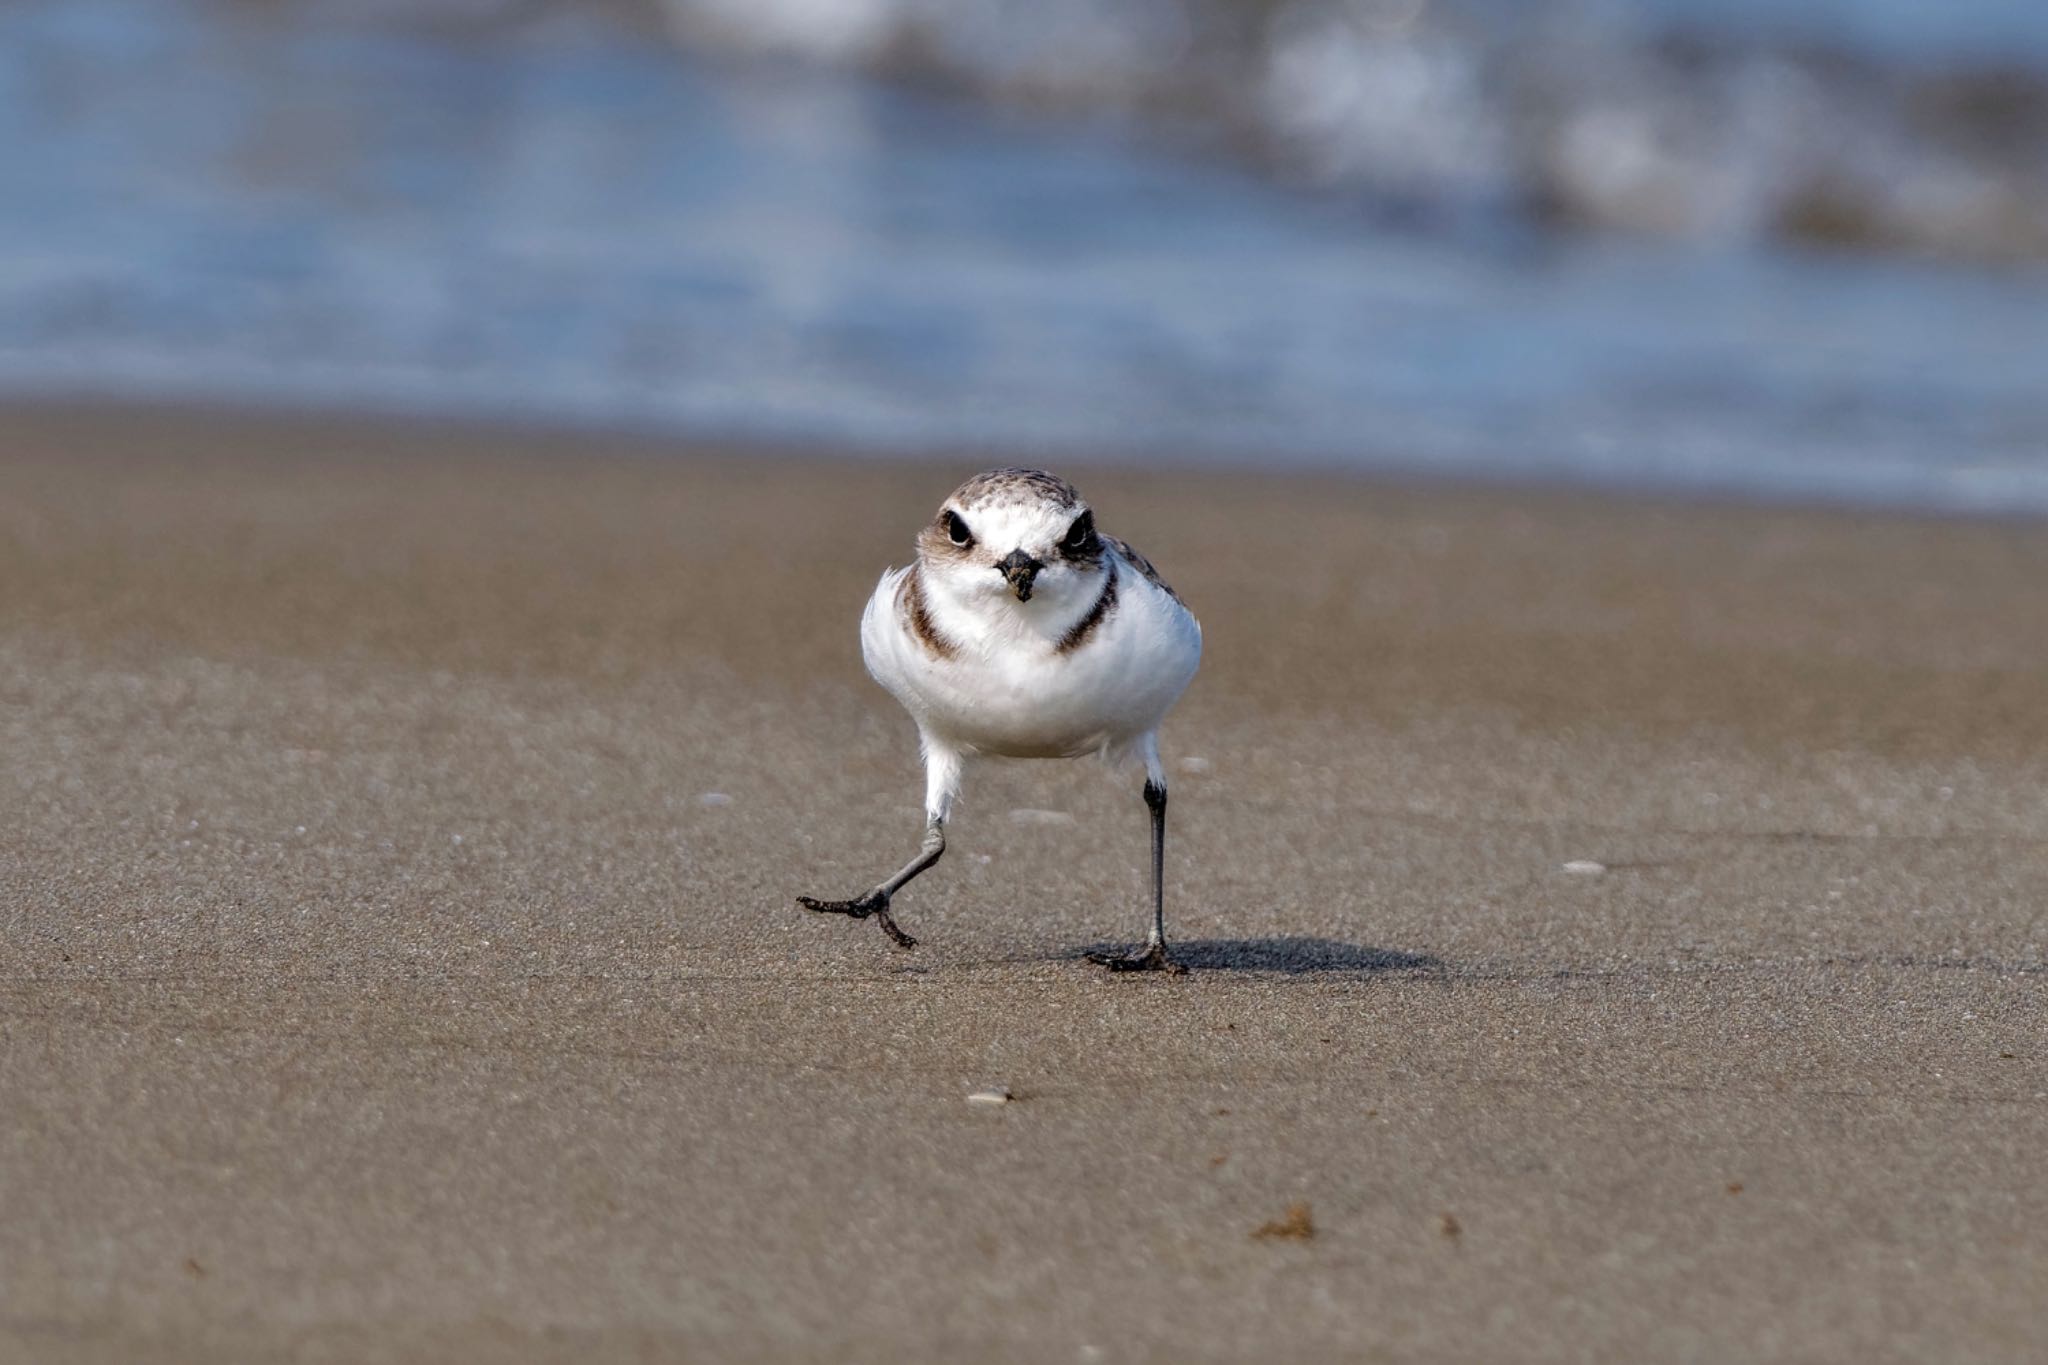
[798, 892, 875, 919]
[873, 908, 917, 950]
[1085, 944, 1187, 975]
[798, 891, 917, 950]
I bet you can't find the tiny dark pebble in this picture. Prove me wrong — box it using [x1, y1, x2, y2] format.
[1440, 1213, 1461, 1240]
[183, 1257, 205, 1278]
[2000, 1051, 2017, 1059]
[1726, 1182, 1744, 1195]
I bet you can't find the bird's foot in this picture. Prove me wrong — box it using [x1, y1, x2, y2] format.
[797, 889, 918, 949]
[1086, 942, 1187, 975]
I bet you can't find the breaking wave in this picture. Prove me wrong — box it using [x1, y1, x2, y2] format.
[646, 0, 2048, 262]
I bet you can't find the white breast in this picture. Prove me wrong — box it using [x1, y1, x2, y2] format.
[860, 554, 1201, 760]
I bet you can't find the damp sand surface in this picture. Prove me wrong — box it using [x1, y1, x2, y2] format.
[3, 404, 2045, 1362]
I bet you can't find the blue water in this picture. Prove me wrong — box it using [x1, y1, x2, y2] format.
[1637, 0, 2048, 67]
[4, 0, 2048, 511]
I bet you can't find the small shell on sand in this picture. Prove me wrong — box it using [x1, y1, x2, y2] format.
[699, 792, 733, 807]
[1178, 756, 1213, 775]
[1561, 859, 1606, 875]
[966, 1087, 1013, 1105]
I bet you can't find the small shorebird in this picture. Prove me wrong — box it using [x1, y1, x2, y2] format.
[798, 468, 1203, 971]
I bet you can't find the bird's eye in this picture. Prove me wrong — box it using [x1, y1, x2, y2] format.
[942, 509, 974, 546]
[1061, 511, 1096, 554]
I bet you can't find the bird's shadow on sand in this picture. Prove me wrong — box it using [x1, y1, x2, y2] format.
[1062, 937, 1442, 976]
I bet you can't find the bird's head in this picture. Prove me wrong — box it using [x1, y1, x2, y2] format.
[916, 468, 1106, 611]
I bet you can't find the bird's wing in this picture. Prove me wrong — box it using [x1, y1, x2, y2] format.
[1102, 534, 1184, 605]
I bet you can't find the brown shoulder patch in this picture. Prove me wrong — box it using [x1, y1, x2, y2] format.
[1055, 563, 1120, 655]
[898, 566, 957, 660]
[1103, 535, 1183, 604]
[951, 468, 1082, 511]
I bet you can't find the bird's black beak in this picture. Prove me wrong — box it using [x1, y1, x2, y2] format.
[996, 549, 1043, 602]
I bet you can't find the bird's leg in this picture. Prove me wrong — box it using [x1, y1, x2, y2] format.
[798, 742, 961, 951]
[1089, 778, 1186, 974]
[797, 818, 944, 949]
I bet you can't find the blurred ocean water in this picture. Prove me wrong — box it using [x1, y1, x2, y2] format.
[3, 0, 2047, 511]
[664, 0, 2048, 260]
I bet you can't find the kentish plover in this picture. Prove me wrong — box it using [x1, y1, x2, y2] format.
[798, 468, 1203, 971]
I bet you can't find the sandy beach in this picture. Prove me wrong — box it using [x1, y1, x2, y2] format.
[2, 402, 2044, 1362]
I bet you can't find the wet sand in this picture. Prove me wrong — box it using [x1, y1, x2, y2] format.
[2, 403, 2044, 1362]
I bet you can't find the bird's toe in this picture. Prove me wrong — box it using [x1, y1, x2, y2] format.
[798, 890, 883, 919]
[799, 891, 918, 949]
[1087, 944, 1186, 975]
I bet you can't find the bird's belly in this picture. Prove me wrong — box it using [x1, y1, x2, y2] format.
[914, 667, 1124, 757]
[876, 625, 1197, 759]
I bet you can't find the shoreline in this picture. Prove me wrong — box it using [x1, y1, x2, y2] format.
[14, 384, 2048, 525]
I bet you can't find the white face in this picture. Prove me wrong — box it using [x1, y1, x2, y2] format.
[919, 496, 1105, 613]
